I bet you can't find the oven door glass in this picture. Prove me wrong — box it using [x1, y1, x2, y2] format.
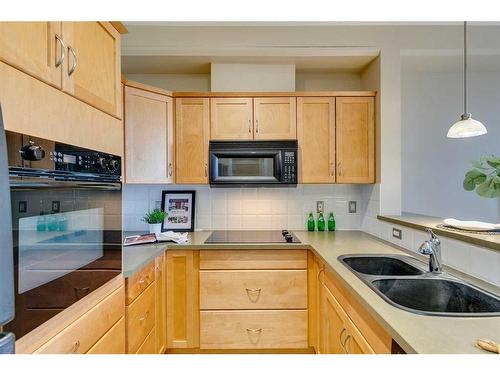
[6, 182, 122, 339]
[212, 153, 280, 183]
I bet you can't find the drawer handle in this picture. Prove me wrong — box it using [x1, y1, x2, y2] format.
[138, 278, 146, 285]
[68, 340, 80, 354]
[245, 288, 262, 303]
[246, 328, 262, 334]
[73, 287, 90, 300]
[138, 311, 149, 322]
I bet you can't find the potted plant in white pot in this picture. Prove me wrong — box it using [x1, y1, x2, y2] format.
[142, 209, 167, 235]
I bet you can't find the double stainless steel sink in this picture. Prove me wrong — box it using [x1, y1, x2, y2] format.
[338, 254, 500, 317]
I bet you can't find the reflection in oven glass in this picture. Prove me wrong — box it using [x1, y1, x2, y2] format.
[218, 157, 274, 177]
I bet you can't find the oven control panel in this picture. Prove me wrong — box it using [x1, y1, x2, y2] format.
[282, 151, 297, 183]
[52, 144, 121, 176]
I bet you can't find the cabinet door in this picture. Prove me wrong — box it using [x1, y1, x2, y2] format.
[0, 22, 62, 88]
[297, 97, 335, 183]
[307, 253, 323, 353]
[155, 253, 167, 354]
[175, 98, 210, 184]
[319, 282, 346, 354]
[254, 97, 296, 140]
[344, 316, 375, 354]
[61, 22, 121, 118]
[124, 86, 174, 183]
[166, 251, 199, 349]
[336, 97, 375, 183]
[210, 98, 253, 140]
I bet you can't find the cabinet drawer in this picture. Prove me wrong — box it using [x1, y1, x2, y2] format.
[126, 282, 155, 353]
[200, 310, 308, 349]
[125, 260, 155, 305]
[200, 250, 307, 270]
[35, 285, 124, 354]
[87, 317, 125, 354]
[136, 327, 156, 354]
[200, 270, 307, 309]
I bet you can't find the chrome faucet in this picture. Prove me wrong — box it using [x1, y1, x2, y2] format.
[418, 228, 442, 274]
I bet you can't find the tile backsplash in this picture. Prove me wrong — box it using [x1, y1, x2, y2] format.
[123, 184, 363, 232]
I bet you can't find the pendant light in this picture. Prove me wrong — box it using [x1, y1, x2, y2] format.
[447, 21, 488, 138]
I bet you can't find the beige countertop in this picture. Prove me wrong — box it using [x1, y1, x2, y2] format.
[122, 230, 500, 354]
[378, 212, 500, 251]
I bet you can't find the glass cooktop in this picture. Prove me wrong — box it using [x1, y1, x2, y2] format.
[204, 230, 301, 244]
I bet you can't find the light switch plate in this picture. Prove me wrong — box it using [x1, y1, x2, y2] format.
[316, 201, 324, 213]
[348, 201, 357, 213]
[392, 228, 402, 240]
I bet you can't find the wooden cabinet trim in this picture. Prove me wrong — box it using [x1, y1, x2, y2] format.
[173, 91, 377, 98]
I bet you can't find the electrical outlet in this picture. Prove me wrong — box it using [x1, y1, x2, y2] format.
[348, 201, 357, 213]
[392, 228, 402, 240]
[18, 201, 27, 213]
[316, 201, 324, 213]
[52, 200, 60, 213]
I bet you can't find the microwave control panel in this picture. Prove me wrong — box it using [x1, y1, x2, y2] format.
[282, 151, 297, 183]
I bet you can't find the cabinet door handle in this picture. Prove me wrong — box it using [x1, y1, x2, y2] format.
[55, 34, 65, 68]
[68, 45, 77, 76]
[337, 162, 343, 176]
[204, 163, 208, 177]
[344, 335, 351, 354]
[255, 119, 259, 133]
[168, 162, 173, 177]
[68, 340, 80, 354]
[248, 119, 252, 133]
[138, 311, 149, 322]
[330, 163, 335, 177]
[339, 327, 347, 349]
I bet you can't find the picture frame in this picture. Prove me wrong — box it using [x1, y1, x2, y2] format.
[160, 190, 196, 232]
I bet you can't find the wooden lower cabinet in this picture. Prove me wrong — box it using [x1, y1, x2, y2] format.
[155, 253, 167, 354]
[166, 250, 199, 349]
[136, 328, 156, 354]
[200, 310, 308, 350]
[126, 282, 155, 353]
[87, 317, 126, 354]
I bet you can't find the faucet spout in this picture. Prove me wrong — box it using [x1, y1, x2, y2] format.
[418, 229, 442, 273]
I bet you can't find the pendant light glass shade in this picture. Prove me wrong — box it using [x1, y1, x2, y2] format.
[447, 21, 487, 139]
[447, 114, 488, 138]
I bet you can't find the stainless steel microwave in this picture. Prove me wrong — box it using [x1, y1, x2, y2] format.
[209, 140, 298, 186]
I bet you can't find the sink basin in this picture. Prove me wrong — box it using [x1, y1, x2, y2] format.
[372, 278, 500, 316]
[340, 255, 424, 276]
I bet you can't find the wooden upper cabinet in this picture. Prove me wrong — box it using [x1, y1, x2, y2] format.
[175, 98, 210, 184]
[297, 97, 336, 183]
[124, 85, 174, 184]
[0, 22, 63, 88]
[61, 22, 122, 118]
[254, 97, 297, 140]
[210, 98, 253, 140]
[336, 97, 375, 183]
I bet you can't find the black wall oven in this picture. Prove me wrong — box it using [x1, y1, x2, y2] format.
[209, 140, 298, 187]
[4, 131, 122, 339]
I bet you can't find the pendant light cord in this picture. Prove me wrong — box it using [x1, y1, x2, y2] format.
[463, 21, 468, 116]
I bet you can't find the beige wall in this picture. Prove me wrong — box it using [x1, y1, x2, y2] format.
[211, 63, 295, 91]
[124, 73, 210, 91]
[295, 72, 361, 91]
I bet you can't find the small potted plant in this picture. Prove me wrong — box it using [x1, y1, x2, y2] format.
[142, 209, 167, 235]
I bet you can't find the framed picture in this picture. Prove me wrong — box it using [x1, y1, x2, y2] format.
[160, 190, 196, 232]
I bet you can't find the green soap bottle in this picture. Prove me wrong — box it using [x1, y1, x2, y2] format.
[317, 212, 325, 231]
[328, 212, 336, 231]
[307, 212, 315, 231]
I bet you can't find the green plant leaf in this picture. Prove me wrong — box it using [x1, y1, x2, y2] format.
[463, 169, 487, 190]
[476, 179, 496, 198]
